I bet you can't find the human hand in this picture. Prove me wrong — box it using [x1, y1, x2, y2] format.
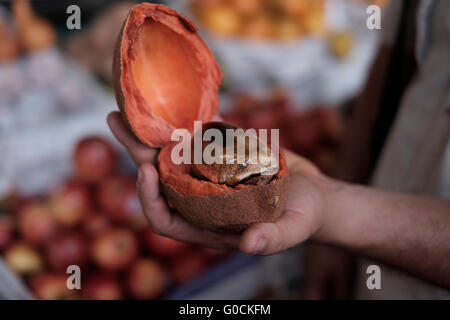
[107, 111, 336, 255]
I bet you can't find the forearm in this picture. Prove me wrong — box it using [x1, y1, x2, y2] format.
[318, 180, 450, 289]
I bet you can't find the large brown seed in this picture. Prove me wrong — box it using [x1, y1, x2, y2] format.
[191, 122, 279, 187]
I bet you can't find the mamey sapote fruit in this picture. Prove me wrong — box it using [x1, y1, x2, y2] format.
[113, 3, 289, 233]
[158, 137, 289, 233]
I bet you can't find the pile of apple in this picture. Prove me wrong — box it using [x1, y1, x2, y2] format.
[223, 92, 345, 175]
[0, 136, 229, 300]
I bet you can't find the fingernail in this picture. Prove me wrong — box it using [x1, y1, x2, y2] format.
[253, 238, 266, 254]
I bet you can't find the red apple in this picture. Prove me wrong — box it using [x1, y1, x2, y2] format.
[142, 228, 190, 259]
[18, 202, 56, 246]
[97, 175, 142, 224]
[0, 215, 14, 252]
[49, 180, 92, 227]
[126, 258, 168, 300]
[30, 273, 79, 300]
[46, 233, 88, 271]
[83, 273, 123, 300]
[91, 228, 139, 272]
[83, 212, 111, 237]
[170, 251, 209, 285]
[73, 136, 118, 183]
[5, 242, 43, 275]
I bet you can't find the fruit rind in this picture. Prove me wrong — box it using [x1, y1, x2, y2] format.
[113, 3, 222, 148]
[159, 144, 289, 233]
[161, 174, 289, 233]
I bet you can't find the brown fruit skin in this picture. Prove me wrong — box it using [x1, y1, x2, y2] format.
[161, 174, 289, 234]
[158, 138, 290, 233]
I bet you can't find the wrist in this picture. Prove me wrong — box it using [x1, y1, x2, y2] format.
[313, 176, 350, 244]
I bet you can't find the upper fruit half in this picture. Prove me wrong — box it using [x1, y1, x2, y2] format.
[113, 3, 222, 148]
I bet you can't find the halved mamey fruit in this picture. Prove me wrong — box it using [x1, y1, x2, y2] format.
[159, 143, 289, 233]
[113, 3, 221, 148]
[113, 3, 289, 233]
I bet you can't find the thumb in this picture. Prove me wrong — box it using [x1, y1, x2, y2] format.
[239, 209, 314, 255]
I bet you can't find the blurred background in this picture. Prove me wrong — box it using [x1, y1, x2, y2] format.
[0, 0, 389, 300]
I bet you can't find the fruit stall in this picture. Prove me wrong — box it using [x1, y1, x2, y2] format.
[0, 0, 386, 299]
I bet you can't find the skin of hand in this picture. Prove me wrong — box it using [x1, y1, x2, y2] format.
[108, 111, 450, 288]
[107, 111, 335, 255]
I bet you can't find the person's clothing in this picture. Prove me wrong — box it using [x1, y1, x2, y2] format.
[356, 0, 450, 299]
[335, 0, 420, 185]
